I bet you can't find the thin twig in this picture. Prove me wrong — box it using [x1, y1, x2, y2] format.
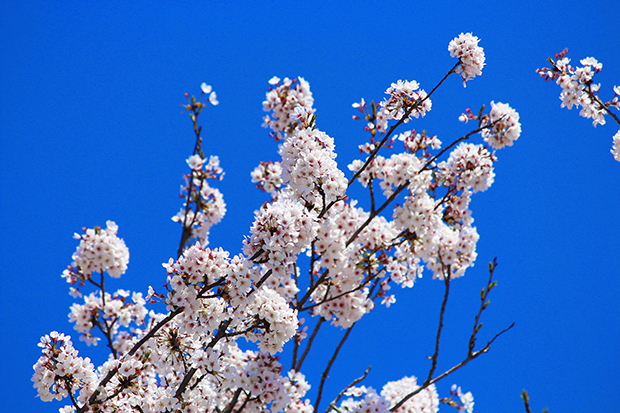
[469, 258, 497, 355]
[326, 366, 371, 413]
[296, 317, 325, 372]
[521, 390, 533, 413]
[424, 267, 451, 386]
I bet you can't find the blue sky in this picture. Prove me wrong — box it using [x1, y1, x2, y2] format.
[1, 1, 619, 412]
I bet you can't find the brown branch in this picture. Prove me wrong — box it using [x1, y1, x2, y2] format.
[314, 324, 355, 413]
[174, 318, 233, 398]
[521, 390, 533, 413]
[424, 267, 451, 386]
[296, 317, 325, 372]
[389, 322, 514, 412]
[222, 388, 244, 413]
[325, 366, 371, 413]
[297, 269, 330, 310]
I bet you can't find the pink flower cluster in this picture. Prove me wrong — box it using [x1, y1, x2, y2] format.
[480, 102, 522, 149]
[64, 221, 129, 279]
[310, 201, 398, 326]
[538, 50, 620, 161]
[262, 77, 315, 141]
[538, 54, 619, 127]
[244, 286, 299, 354]
[448, 32, 485, 86]
[437, 143, 496, 193]
[279, 127, 348, 210]
[244, 199, 319, 283]
[69, 289, 147, 345]
[32, 332, 98, 403]
[251, 161, 284, 194]
[380, 80, 432, 123]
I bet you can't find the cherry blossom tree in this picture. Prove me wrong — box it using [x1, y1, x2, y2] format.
[34, 32, 524, 413]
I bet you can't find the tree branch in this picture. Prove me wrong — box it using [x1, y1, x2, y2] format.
[315, 324, 355, 413]
[424, 267, 451, 386]
[325, 366, 371, 413]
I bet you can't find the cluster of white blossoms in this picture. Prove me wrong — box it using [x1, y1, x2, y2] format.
[69, 290, 147, 345]
[398, 129, 442, 154]
[436, 143, 496, 193]
[380, 80, 432, 123]
[173, 154, 226, 246]
[480, 101, 522, 149]
[279, 127, 348, 210]
[244, 286, 299, 354]
[393, 191, 479, 279]
[251, 161, 284, 194]
[310, 200, 402, 327]
[448, 32, 485, 85]
[164, 244, 231, 287]
[262, 76, 315, 141]
[32, 332, 98, 403]
[553, 57, 606, 126]
[64, 221, 129, 280]
[244, 198, 319, 283]
[538, 51, 620, 161]
[220, 349, 312, 413]
[339, 376, 440, 413]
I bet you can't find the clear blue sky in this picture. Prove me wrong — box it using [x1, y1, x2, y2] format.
[1, 1, 619, 412]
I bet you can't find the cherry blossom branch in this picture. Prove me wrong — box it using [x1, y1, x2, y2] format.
[178, 96, 209, 257]
[583, 86, 620, 125]
[295, 317, 325, 372]
[325, 366, 372, 413]
[345, 121, 496, 248]
[76, 307, 184, 412]
[348, 62, 459, 188]
[296, 269, 330, 310]
[314, 324, 356, 413]
[424, 266, 451, 386]
[97, 270, 119, 359]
